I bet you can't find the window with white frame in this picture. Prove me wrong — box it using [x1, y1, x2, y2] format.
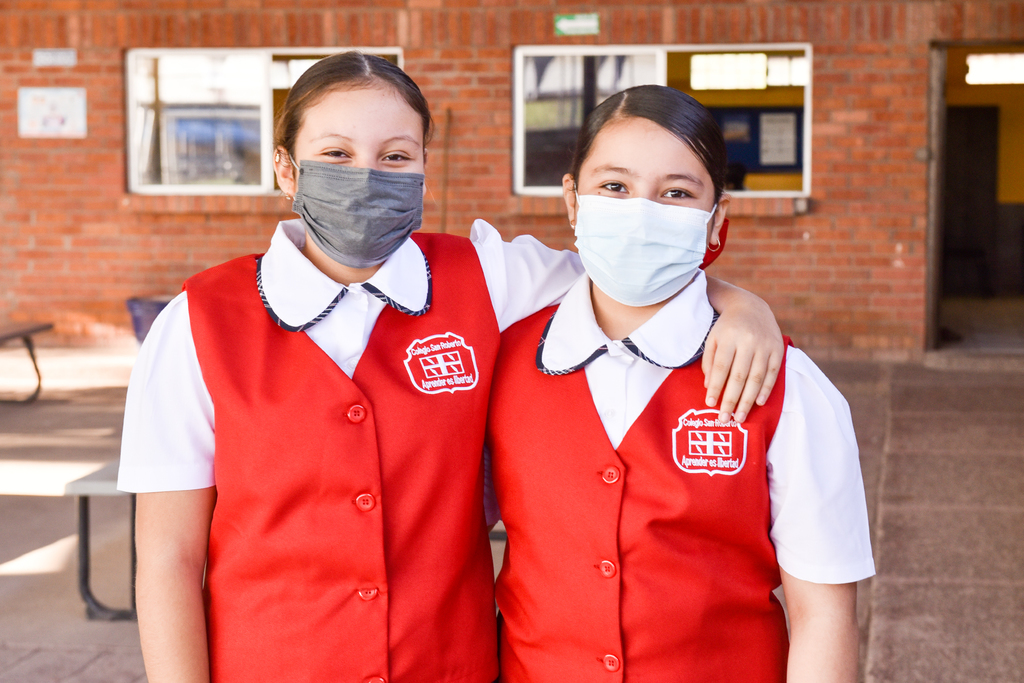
[513, 44, 812, 197]
[126, 48, 402, 195]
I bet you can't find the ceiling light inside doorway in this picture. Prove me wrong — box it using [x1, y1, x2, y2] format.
[965, 53, 1024, 85]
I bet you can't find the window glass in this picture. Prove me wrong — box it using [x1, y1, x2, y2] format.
[514, 44, 811, 197]
[520, 52, 658, 189]
[669, 49, 808, 193]
[126, 49, 401, 195]
[130, 54, 264, 189]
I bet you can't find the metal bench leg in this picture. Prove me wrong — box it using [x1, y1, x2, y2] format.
[0, 335, 45, 403]
[22, 335, 44, 402]
[77, 495, 138, 621]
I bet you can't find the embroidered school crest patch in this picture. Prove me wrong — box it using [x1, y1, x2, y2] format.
[671, 408, 748, 476]
[404, 332, 479, 395]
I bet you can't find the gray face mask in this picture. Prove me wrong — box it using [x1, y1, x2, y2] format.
[291, 161, 424, 269]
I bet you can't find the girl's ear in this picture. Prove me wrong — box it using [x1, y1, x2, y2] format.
[274, 148, 297, 199]
[708, 193, 730, 248]
[562, 174, 578, 228]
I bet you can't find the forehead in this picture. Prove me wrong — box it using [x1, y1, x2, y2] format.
[582, 116, 706, 179]
[299, 85, 423, 144]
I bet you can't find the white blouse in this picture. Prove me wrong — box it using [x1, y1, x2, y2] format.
[118, 218, 584, 506]
[537, 271, 876, 585]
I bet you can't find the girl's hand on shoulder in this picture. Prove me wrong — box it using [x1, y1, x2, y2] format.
[702, 277, 784, 423]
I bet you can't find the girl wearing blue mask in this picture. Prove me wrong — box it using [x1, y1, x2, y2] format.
[118, 54, 783, 683]
[487, 85, 875, 683]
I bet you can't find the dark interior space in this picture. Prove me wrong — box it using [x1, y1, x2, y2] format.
[939, 105, 1024, 351]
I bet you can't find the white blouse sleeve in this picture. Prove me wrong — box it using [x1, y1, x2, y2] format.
[470, 219, 584, 333]
[117, 292, 217, 493]
[767, 349, 876, 584]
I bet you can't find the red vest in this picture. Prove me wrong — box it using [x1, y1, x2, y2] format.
[186, 233, 500, 683]
[488, 308, 790, 683]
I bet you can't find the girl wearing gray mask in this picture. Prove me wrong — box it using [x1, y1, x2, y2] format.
[118, 53, 785, 683]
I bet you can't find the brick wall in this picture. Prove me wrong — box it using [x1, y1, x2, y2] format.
[1, 1, 1022, 357]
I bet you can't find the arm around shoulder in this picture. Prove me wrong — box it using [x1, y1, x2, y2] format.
[469, 219, 584, 332]
[702, 276, 784, 422]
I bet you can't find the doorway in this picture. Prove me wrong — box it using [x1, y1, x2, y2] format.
[931, 44, 1024, 351]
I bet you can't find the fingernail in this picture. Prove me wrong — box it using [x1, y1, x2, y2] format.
[734, 411, 746, 423]
[706, 396, 716, 407]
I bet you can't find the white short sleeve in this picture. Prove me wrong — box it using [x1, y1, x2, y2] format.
[470, 219, 584, 333]
[767, 349, 876, 584]
[117, 292, 217, 493]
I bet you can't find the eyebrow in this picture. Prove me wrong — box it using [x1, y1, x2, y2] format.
[380, 134, 422, 147]
[591, 165, 705, 187]
[311, 133, 421, 148]
[591, 165, 637, 177]
[665, 173, 705, 187]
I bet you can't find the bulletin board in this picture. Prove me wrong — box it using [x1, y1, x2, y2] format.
[707, 107, 804, 173]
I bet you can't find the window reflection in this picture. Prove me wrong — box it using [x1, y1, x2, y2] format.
[522, 54, 657, 188]
[130, 54, 263, 188]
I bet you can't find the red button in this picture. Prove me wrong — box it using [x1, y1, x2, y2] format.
[347, 405, 367, 423]
[602, 467, 620, 484]
[365, 678, 386, 683]
[599, 560, 617, 578]
[355, 493, 376, 511]
[358, 587, 379, 601]
[603, 654, 620, 672]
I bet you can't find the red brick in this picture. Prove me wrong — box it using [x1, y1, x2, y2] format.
[0, 1, 1012, 357]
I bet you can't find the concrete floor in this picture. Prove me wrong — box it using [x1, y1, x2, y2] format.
[939, 296, 1024, 352]
[1, 345, 1022, 682]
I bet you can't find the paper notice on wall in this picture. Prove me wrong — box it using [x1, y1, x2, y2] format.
[32, 48, 77, 68]
[18, 87, 87, 138]
[759, 112, 797, 166]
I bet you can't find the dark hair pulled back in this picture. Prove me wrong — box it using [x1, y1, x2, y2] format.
[568, 85, 727, 202]
[274, 52, 433, 158]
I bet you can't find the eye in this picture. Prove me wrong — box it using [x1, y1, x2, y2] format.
[323, 149, 350, 159]
[383, 153, 412, 162]
[600, 182, 627, 194]
[663, 188, 692, 199]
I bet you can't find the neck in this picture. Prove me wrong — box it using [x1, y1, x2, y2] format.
[590, 283, 672, 340]
[301, 237, 383, 287]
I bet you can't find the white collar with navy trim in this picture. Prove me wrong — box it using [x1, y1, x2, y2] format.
[259, 219, 429, 329]
[538, 269, 715, 374]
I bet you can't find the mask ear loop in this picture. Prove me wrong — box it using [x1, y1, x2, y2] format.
[706, 203, 722, 251]
[570, 188, 580, 229]
[275, 151, 299, 201]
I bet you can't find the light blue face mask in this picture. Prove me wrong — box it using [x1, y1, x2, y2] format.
[291, 161, 424, 269]
[573, 194, 717, 307]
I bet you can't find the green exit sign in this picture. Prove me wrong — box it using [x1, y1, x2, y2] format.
[555, 13, 600, 36]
